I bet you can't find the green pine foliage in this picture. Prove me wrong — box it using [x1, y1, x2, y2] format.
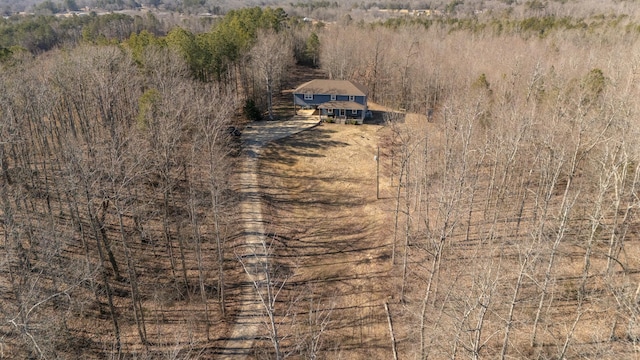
[580, 68, 606, 107]
[0, 15, 58, 52]
[126, 30, 166, 66]
[375, 13, 623, 38]
[0, 45, 11, 62]
[472, 73, 490, 91]
[166, 7, 289, 81]
[290, 1, 339, 11]
[302, 31, 320, 66]
[243, 98, 262, 121]
[0, 11, 163, 54]
[136, 88, 161, 130]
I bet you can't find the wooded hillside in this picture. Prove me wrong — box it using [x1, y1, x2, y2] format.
[1, 2, 640, 359]
[338, 10, 640, 359]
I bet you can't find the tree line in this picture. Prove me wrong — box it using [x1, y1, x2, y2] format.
[0, 6, 297, 359]
[320, 12, 640, 359]
[4, 1, 640, 358]
[0, 6, 301, 116]
[0, 41, 246, 358]
[0, 11, 166, 53]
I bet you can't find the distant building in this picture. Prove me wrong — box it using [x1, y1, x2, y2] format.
[293, 79, 368, 124]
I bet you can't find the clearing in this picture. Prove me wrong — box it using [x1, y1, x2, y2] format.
[235, 115, 400, 358]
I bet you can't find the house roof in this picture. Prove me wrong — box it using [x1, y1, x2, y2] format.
[318, 101, 365, 110]
[294, 79, 368, 96]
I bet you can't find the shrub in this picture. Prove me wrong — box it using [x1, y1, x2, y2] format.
[244, 98, 262, 121]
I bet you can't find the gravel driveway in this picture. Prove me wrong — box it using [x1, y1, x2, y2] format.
[217, 115, 319, 358]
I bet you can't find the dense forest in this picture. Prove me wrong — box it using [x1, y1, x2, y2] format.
[2, 0, 640, 358]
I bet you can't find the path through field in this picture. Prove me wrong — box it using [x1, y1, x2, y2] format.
[217, 113, 319, 358]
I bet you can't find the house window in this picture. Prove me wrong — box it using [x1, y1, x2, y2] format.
[331, 94, 336, 101]
[349, 95, 355, 102]
[352, 109, 358, 115]
[328, 109, 333, 114]
[304, 92, 313, 100]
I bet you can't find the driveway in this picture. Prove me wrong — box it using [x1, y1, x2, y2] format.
[242, 115, 320, 154]
[217, 114, 319, 358]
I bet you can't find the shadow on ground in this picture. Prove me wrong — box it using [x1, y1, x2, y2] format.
[259, 127, 348, 166]
[248, 123, 394, 359]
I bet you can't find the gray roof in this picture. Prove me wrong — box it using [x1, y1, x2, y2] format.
[318, 101, 365, 110]
[294, 79, 368, 96]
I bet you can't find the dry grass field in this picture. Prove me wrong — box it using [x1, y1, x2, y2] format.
[246, 104, 640, 359]
[252, 118, 399, 358]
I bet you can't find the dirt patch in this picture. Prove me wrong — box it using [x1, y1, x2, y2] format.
[253, 122, 399, 358]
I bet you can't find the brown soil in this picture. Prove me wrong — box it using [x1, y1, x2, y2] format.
[252, 120, 399, 358]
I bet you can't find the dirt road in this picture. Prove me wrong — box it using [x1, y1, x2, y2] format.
[217, 115, 319, 358]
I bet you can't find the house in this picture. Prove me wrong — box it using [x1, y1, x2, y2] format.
[293, 79, 368, 124]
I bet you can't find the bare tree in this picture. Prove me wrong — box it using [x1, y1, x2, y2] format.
[249, 29, 294, 120]
[319, 26, 358, 80]
[190, 81, 238, 319]
[237, 234, 292, 360]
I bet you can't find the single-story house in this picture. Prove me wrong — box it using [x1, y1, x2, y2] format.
[293, 79, 368, 124]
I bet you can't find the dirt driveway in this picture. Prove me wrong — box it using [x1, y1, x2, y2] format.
[243, 115, 320, 151]
[248, 120, 396, 359]
[217, 115, 320, 358]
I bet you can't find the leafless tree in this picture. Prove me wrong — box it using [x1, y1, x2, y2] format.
[249, 29, 294, 120]
[237, 234, 292, 360]
[190, 81, 238, 319]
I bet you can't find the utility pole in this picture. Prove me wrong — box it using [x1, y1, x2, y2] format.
[376, 146, 380, 199]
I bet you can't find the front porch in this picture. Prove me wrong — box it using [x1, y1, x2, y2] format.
[318, 101, 365, 124]
[320, 114, 362, 124]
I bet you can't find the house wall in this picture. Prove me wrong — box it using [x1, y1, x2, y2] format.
[293, 93, 367, 108]
[320, 109, 364, 124]
[322, 109, 363, 118]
